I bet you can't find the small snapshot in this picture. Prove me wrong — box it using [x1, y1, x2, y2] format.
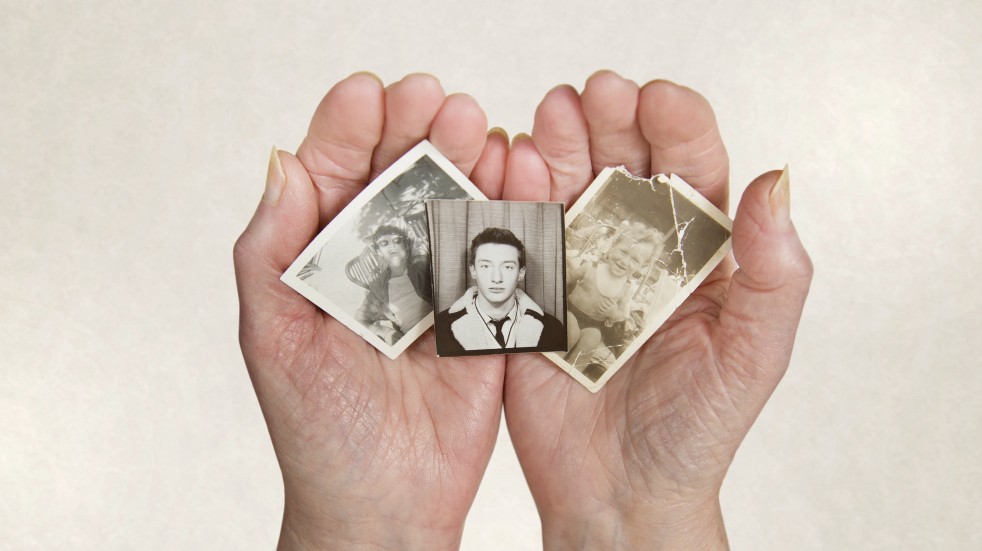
[543, 168, 733, 392]
[427, 200, 567, 356]
[280, 140, 487, 359]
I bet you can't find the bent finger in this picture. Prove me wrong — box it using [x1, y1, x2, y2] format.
[369, 73, 446, 181]
[296, 72, 385, 228]
[581, 70, 650, 178]
[638, 80, 730, 212]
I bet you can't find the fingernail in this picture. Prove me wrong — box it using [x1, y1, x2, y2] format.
[263, 146, 285, 205]
[350, 70, 383, 85]
[511, 132, 531, 147]
[769, 164, 790, 226]
[488, 126, 509, 142]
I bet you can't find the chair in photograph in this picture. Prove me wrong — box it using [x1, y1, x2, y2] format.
[296, 250, 322, 281]
[345, 249, 382, 289]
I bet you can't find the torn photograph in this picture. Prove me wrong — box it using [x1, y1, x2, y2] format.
[543, 168, 733, 392]
[280, 140, 487, 359]
[427, 200, 567, 356]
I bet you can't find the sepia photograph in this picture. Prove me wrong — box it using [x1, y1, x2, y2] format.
[427, 200, 567, 356]
[280, 140, 487, 359]
[543, 168, 733, 391]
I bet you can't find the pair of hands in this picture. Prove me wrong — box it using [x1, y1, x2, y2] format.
[233, 71, 813, 550]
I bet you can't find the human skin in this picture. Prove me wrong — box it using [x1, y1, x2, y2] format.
[470, 242, 525, 317]
[233, 72, 510, 550]
[501, 71, 812, 550]
[375, 233, 408, 274]
[233, 70, 812, 550]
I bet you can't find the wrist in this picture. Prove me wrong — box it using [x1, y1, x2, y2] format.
[540, 496, 728, 551]
[279, 497, 463, 551]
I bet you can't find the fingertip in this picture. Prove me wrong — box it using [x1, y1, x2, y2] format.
[637, 79, 729, 210]
[638, 80, 714, 147]
[585, 68, 621, 87]
[470, 128, 510, 200]
[581, 70, 649, 177]
[732, 169, 813, 285]
[533, 84, 585, 136]
[331, 71, 386, 108]
[530, 84, 591, 204]
[349, 70, 384, 86]
[488, 126, 509, 143]
[503, 136, 552, 203]
[429, 93, 488, 176]
[584, 70, 638, 99]
[369, 73, 448, 179]
[441, 92, 488, 128]
[390, 72, 444, 96]
[248, 151, 318, 252]
[302, 72, 385, 176]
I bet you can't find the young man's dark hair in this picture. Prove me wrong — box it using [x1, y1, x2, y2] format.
[469, 227, 525, 269]
[370, 225, 412, 253]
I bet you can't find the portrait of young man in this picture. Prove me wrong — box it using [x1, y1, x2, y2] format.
[434, 226, 565, 356]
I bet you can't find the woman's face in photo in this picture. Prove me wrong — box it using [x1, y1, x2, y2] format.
[376, 234, 408, 269]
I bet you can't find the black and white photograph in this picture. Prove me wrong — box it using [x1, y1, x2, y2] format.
[544, 168, 733, 392]
[280, 140, 487, 359]
[427, 200, 567, 356]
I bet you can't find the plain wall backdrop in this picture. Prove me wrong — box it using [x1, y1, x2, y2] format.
[2, 1, 980, 549]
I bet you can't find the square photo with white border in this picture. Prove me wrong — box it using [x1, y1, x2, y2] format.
[280, 140, 487, 359]
[542, 167, 733, 392]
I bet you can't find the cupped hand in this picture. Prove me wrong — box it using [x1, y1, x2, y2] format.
[233, 73, 509, 551]
[502, 71, 813, 550]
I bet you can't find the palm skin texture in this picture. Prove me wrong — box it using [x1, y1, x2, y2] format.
[233, 71, 812, 550]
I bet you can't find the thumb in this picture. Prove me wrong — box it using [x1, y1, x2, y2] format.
[715, 167, 813, 397]
[233, 148, 320, 345]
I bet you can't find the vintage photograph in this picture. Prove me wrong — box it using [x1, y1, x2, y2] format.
[280, 141, 487, 359]
[543, 168, 733, 392]
[427, 200, 567, 356]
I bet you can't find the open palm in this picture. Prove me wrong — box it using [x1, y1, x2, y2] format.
[233, 73, 510, 550]
[501, 72, 813, 549]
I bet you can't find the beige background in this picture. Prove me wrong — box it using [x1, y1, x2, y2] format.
[2, 1, 980, 549]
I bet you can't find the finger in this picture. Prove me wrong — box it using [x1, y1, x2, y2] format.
[580, 70, 650, 177]
[469, 128, 510, 200]
[368, 73, 447, 181]
[714, 168, 813, 400]
[502, 134, 552, 202]
[530, 85, 593, 206]
[234, 149, 321, 339]
[296, 72, 385, 228]
[638, 80, 730, 212]
[427, 93, 488, 177]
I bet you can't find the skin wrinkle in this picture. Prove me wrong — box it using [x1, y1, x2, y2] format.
[299, 133, 378, 184]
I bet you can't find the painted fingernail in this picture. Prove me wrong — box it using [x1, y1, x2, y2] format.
[511, 132, 531, 147]
[263, 146, 285, 205]
[769, 164, 790, 226]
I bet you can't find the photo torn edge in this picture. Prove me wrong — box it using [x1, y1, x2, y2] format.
[542, 166, 733, 392]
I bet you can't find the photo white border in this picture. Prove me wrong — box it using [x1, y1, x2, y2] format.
[280, 140, 488, 360]
[542, 167, 733, 392]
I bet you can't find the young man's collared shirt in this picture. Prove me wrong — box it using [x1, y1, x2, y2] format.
[473, 297, 518, 348]
[434, 287, 565, 355]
